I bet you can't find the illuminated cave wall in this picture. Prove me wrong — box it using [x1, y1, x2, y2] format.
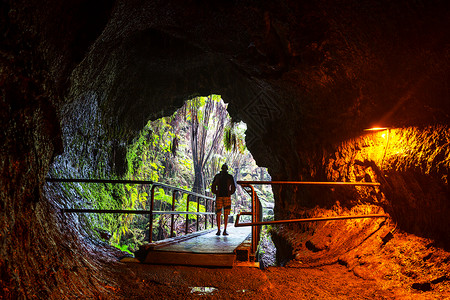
[324, 126, 450, 245]
[270, 125, 450, 286]
[272, 125, 450, 234]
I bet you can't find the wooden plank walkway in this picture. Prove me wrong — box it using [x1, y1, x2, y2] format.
[144, 225, 252, 267]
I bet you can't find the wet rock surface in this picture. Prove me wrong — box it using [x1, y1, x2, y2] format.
[257, 230, 277, 269]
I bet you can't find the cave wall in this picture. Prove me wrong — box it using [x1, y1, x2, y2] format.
[1, 0, 449, 297]
[1, 1, 120, 298]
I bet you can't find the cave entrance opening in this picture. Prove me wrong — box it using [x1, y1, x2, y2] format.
[45, 93, 274, 258]
[120, 94, 274, 251]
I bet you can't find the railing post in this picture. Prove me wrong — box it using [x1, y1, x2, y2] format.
[149, 185, 156, 242]
[196, 196, 200, 231]
[204, 198, 208, 229]
[185, 194, 190, 235]
[251, 186, 257, 253]
[170, 190, 177, 238]
[256, 192, 262, 251]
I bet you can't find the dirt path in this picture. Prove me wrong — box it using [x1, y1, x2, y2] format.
[107, 261, 443, 299]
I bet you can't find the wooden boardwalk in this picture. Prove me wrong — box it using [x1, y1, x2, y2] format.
[143, 225, 252, 267]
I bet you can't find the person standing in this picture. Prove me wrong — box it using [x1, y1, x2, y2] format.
[211, 164, 236, 236]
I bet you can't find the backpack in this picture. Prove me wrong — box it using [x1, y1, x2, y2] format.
[215, 171, 235, 197]
[218, 173, 229, 196]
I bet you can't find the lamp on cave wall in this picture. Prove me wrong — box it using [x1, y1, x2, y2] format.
[364, 126, 391, 165]
[363, 127, 389, 132]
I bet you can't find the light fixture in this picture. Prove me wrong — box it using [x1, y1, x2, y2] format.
[364, 126, 391, 165]
[364, 127, 389, 131]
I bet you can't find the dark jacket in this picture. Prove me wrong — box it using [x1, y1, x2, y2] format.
[211, 171, 236, 197]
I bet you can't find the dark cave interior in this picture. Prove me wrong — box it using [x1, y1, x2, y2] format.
[1, 0, 449, 298]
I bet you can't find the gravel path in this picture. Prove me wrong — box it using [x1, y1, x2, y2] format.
[105, 261, 445, 299]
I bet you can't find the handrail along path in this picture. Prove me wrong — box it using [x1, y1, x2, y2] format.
[45, 178, 215, 242]
[235, 180, 388, 253]
[46, 178, 389, 254]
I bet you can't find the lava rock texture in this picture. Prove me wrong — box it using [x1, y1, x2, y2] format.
[1, 0, 449, 298]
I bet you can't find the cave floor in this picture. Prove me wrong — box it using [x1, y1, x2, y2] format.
[105, 261, 445, 299]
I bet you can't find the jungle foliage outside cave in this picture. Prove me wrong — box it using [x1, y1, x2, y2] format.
[48, 95, 273, 254]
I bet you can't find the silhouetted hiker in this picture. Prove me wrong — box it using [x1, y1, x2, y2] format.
[211, 164, 236, 236]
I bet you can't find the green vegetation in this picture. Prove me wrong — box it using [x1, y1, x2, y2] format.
[50, 95, 273, 253]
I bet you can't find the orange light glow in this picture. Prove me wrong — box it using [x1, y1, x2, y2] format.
[364, 127, 389, 131]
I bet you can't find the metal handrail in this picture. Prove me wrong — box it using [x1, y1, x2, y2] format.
[45, 178, 215, 242]
[45, 178, 154, 184]
[61, 208, 215, 215]
[237, 180, 380, 186]
[238, 184, 261, 253]
[235, 180, 385, 254]
[149, 183, 215, 242]
[46, 178, 215, 199]
[235, 214, 389, 227]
